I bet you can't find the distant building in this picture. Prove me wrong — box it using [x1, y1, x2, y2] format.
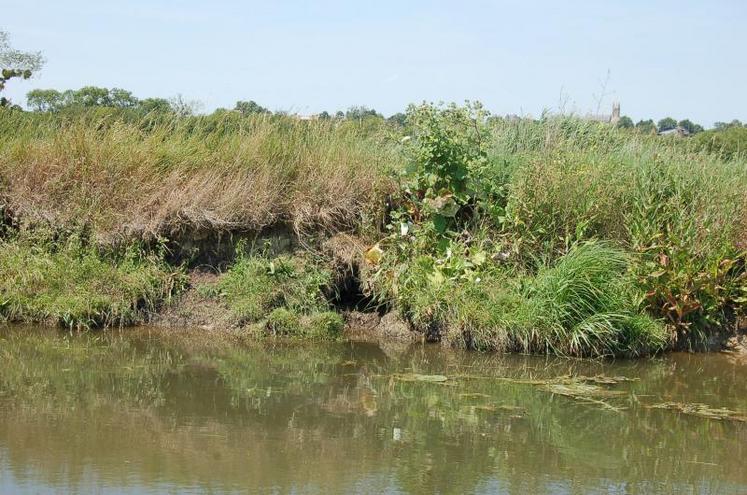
[658, 127, 690, 137]
[610, 102, 620, 125]
[585, 102, 621, 125]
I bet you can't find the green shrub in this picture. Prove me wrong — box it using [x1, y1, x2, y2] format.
[206, 252, 341, 339]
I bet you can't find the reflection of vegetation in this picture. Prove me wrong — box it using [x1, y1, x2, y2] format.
[0, 328, 179, 406]
[1, 329, 746, 494]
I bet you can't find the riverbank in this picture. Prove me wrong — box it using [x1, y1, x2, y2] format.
[1, 104, 745, 356]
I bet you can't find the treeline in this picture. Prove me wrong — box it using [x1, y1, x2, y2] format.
[617, 115, 704, 134]
[21, 85, 747, 138]
[27, 87, 173, 113]
[25, 86, 408, 124]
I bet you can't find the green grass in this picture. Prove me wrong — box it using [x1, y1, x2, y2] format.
[375, 242, 666, 357]
[0, 236, 182, 328]
[202, 253, 342, 339]
[510, 243, 667, 356]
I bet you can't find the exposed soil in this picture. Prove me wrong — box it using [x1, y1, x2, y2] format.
[150, 263, 422, 344]
[344, 310, 421, 343]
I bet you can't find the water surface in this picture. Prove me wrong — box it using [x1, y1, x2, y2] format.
[1, 326, 746, 494]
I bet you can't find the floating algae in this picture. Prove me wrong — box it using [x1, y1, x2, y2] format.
[488, 374, 634, 411]
[393, 373, 449, 383]
[648, 402, 747, 423]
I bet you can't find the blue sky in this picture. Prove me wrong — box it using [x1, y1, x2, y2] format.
[2, 0, 745, 126]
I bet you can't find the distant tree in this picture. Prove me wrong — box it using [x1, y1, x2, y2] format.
[234, 100, 269, 116]
[0, 31, 45, 107]
[387, 112, 407, 126]
[335, 110, 344, 119]
[713, 120, 744, 130]
[677, 119, 703, 135]
[26, 88, 63, 112]
[657, 117, 677, 132]
[139, 97, 172, 113]
[317, 110, 331, 120]
[109, 88, 138, 108]
[70, 86, 112, 107]
[486, 115, 505, 125]
[616, 115, 634, 129]
[345, 105, 381, 120]
[635, 119, 657, 134]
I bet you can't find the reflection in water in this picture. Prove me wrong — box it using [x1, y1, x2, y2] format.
[1, 326, 746, 494]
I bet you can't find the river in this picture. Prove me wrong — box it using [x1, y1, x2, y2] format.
[1, 326, 746, 494]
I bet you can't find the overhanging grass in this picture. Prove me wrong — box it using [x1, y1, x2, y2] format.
[0, 237, 182, 328]
[510, 243, 667, 356]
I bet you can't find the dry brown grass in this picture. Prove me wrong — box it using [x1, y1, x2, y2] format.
[0, 111, 397, 244]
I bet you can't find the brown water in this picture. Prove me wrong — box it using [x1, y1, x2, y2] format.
[1, 326, 746, 494]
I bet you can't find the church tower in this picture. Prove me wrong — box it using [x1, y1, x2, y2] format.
[610, 102, 621, 125]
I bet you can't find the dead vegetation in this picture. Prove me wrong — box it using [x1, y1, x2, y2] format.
[0, 112, 396, 245]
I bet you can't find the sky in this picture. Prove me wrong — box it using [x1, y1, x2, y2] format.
[2, 0, 746, 126]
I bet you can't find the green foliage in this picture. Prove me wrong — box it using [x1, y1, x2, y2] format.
[512, 243, 667, 356]
[714, 119, 743, 130]
[635, 119, 657, 134]
[616, 115, 634, 129]
[496, 118, 745, 337]
[370, 104, 744, 354]
[234, 100, 270, 116]
[206, 251, 340, 339]
[139, 97, 172, 113]
[305, 311, 345, 338]
[657, 117, 677, 132]
[392, 101, 498, 239]
[0, 236, 183, 329]
[626, 164, 746, 344]
[373, 238, 665, 356]
[0, 31, 44, 107]
[387, 112, 407, 126]
[26, 86, 169, 114]
[345, 105, 381, 120]
[266, 307, 302, 335]
[1, 99, 744, 352]
[677, 119, 703, 134]
[26, 88, 63, 111]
